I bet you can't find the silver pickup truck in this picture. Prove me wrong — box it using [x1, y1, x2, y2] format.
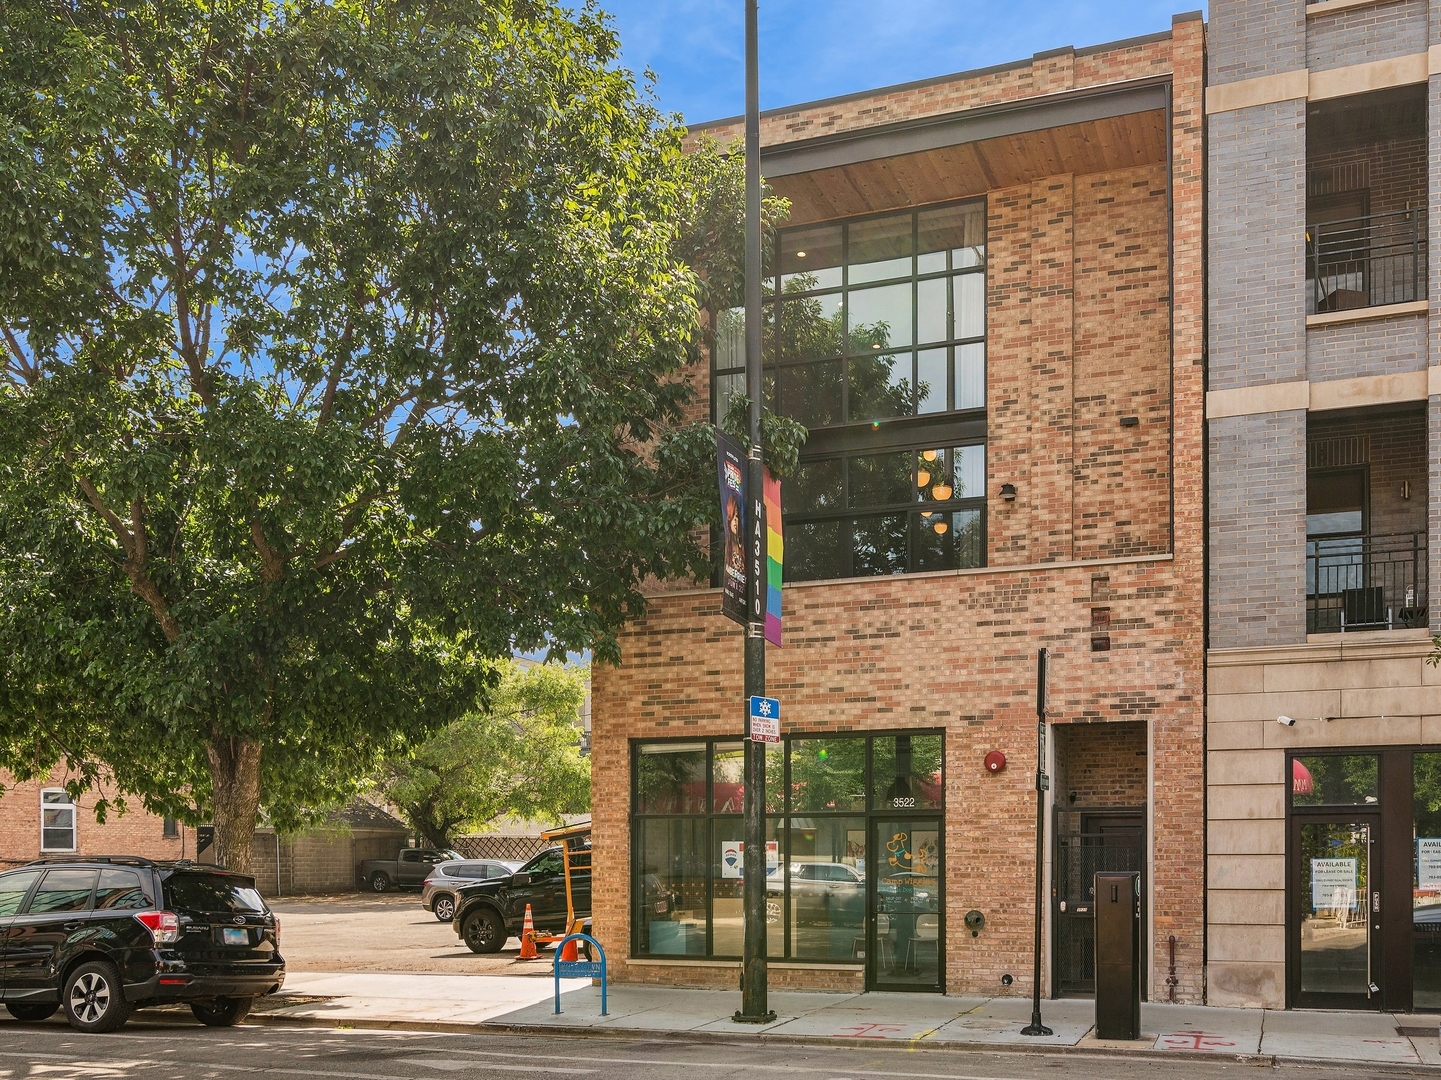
[358, 848, 462, 892]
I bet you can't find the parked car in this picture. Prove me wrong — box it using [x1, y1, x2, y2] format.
[421, 860, 520, 922]
[452, 843, 591, 954]
[790, 861, 865, 927]
[358, 847, 462, 893]
[0, 856, 283, 1033]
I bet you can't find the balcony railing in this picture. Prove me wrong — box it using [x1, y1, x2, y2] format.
[1307, 531, 1428, 633]
[1306, 208, 1426, 315]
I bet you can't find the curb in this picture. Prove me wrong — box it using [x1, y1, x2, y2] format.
[248, 1011, 1279, 1067]
[248, 1005, 1441, 1072]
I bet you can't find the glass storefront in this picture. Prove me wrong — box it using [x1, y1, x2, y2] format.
[1286, 748, 1441, 1010]
[631, 733, 943, 989]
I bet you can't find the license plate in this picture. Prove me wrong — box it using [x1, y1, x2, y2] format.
[222, 927, 249, 945]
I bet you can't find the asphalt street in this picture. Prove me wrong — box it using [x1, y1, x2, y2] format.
[0, 1019, 1434, 1080]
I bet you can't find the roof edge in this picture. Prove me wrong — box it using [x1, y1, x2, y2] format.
[687, 23, 1179, 134]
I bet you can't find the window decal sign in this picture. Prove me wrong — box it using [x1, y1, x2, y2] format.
[717, 430, 747, 627]
[1419, 839, 1441, 889]
[720, 839, 778, 879]
[1310, 857, 1359, 910]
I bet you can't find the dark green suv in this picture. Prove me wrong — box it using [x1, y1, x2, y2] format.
[0, 856, 284, 1032]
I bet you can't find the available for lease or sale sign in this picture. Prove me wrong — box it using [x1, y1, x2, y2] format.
[1310, 857, 1359, 910]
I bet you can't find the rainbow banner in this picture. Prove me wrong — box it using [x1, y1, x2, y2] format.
[763, 468, 782, 646]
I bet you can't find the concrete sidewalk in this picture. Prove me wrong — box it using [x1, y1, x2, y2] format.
[257, 972, 1441, 1069]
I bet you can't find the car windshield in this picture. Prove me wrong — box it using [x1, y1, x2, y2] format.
[520, 849, 564, 877]
[164, 872, 266, 913]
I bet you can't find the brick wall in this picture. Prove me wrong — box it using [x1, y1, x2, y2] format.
[1307, 314, 1428, 383]
[1209, 0, 1304, 85]
[1208, 411, 1310, 648]
[1207, 100, 1309, 395]
[1054, 720, 1148, 832]
[0, 768, 194, 867]
[1307, 0, 1429, 73]
[594, 22, 1206, 1003]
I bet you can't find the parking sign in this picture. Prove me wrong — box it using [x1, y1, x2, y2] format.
[749, 696, 780, 743]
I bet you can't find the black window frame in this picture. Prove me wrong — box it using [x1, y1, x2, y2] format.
[710, 199, 989, 584]
[629, 731, 944, 964]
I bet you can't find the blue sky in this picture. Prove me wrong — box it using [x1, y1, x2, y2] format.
[598, 1, 1207, 125]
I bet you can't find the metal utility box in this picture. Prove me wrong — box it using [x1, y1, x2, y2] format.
[1094, 871, 1141, 1040]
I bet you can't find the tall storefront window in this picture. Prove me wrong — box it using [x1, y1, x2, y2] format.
[632, 733, 943, 980]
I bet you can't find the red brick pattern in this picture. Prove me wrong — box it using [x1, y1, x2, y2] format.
[0, 769, 194, 868]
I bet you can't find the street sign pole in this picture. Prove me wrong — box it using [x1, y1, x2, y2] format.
[1021, 647, 1053, 1036]
[735, 0, 774, 1026]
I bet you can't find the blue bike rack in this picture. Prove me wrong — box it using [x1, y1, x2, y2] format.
[553, 933, 607, 1016]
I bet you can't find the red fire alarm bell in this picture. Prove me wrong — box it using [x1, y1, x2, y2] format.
[984, 750, 1006, 774]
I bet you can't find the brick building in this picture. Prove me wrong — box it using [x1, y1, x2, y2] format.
[590, 15, 1206, 1001]
[1206, 0, 1441, 1011]
[0, 769, 198, 868]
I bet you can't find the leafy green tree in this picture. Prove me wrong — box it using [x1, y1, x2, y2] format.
[0, 1, 718, 872]
[375, 660, 590, 849]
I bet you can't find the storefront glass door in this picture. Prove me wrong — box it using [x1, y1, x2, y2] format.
[869, 817, 941, 992]
[1292, 817, 1380, 1008]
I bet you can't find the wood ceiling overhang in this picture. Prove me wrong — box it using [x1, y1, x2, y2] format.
[761, 81, 1170, 226]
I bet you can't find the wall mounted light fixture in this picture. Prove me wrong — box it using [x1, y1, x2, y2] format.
[999, 483, 1017, 501]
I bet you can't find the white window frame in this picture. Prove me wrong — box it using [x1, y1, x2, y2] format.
[40, 789, 77, 852]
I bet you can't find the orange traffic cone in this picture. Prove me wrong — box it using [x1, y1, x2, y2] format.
[518, 904, 538, 960]
[559, 921, 579, 962]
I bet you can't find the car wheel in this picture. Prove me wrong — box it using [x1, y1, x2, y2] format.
[191, 997, 253, 1027]
[765, 898, 781, 924]
[6, 1002, 58, 1022]
[434, 895, 455, 922]
[462, 908, 506, 954]
[63, 960, 131, 1033]
[369, 871, 391, 893]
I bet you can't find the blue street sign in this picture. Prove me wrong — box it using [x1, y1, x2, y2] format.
[749, 695, 780, 743]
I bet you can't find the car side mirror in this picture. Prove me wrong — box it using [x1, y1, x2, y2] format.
[510, 873, 531, 886]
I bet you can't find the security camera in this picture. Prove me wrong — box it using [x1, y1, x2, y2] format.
[1277, 715, 1296, 727]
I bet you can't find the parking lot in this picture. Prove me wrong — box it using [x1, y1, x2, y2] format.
[271, 892, 551, 975]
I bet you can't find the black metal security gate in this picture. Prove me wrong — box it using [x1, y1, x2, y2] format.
[1054, 819, 1145, 995]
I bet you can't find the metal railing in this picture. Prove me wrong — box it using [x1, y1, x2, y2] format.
[1306, 531, 1428, 633]
[1306, 208, 1426, 315]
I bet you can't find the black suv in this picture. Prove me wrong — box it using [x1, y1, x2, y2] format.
[0, 856, 284, 1032]
[452, 844, 591, 953]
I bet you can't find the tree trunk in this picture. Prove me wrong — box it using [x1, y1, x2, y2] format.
[207, 733, 263, 876]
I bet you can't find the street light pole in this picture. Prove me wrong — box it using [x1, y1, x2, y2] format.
[735, 0, 774, 1026]
[1021, 647, 1053, 1036]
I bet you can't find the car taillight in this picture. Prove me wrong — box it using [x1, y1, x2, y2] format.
[134, 910, 180, 945]
[273, 913, 280, 948]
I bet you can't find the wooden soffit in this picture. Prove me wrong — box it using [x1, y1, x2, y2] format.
[761, 82, 1169, 225]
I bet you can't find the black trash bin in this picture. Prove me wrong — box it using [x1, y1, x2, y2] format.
[1094, 870, 1140, 1040]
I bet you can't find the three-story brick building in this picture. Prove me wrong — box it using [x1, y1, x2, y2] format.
[589, 15, 1206, 1002]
